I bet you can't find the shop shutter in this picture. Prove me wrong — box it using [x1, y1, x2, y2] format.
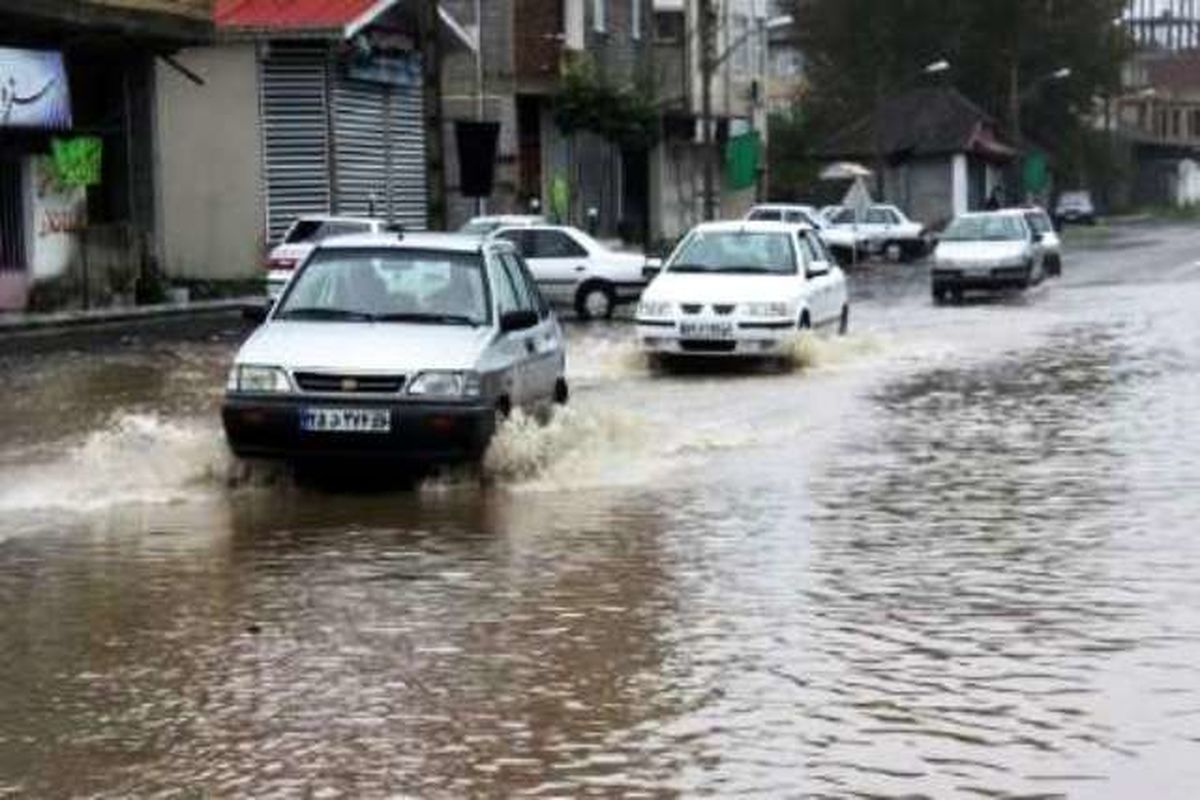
[260, 44, 331, 245]
[385, 80, 427, 231]
[331, 70, 426, 230]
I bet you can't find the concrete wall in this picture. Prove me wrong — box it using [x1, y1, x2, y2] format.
[154, 42, 263, 280]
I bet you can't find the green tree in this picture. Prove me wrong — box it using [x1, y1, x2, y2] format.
[778, 0, 1130, 187]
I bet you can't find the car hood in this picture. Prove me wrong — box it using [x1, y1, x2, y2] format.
[644, 272, 801, 304]
[236, 321, 495, 373]
[936, 240, 1028, 262]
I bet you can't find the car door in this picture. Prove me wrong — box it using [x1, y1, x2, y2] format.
[486, 251, 531, 406]
[501, 250, 562, 402]
[798, 231, 839, 325]
[522, 228, 592, 306]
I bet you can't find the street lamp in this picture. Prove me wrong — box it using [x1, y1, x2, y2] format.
[700, 8, 793, 220]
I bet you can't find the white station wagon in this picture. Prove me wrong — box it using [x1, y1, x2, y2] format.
[636, 221, 849, 360]
[224, 232, 567, 462]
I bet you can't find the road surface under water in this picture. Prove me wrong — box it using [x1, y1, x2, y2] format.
[2, 222, 1200, 797]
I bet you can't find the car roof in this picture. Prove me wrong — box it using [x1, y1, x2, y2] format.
[956, 209, 1030, 219]
[316, 231, 490, 253]
[468, 214, 545, 225]
[294, 215, 384, 225]
[691, 220, 814, 234]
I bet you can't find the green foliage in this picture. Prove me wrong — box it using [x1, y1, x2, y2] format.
[779, 0, 1131, 183]
[552, 56, 659, 152]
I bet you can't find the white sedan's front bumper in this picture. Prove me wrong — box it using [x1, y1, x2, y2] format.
[636, 318, 796, 357]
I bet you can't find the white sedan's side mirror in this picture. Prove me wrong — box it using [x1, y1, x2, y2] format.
[806, 261, 830, 279]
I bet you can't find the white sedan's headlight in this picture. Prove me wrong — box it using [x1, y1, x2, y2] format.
[407, 371, 482, 399]
[637, 300, 674, 318]
[228, 365, 292, 393]
[742, 302, 791, 318]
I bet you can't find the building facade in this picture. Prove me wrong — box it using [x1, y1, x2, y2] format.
[0, 0, 212, 310]
[154, 0, 472, 282]
[439, 0, 655, 241]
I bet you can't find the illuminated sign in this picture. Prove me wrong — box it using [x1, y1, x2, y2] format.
[0, 48, 72, 129]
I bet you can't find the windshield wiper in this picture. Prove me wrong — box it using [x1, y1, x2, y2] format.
[276, 307, 375, 321]
[373, 312, 479, 326]
[718, 266, 774, 274]
[668, 264, 713, 273]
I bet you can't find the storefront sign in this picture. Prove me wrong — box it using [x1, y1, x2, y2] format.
[31, 156, 86, 282]
[345, 53, 421, 87]
[52, 137, 102, 186]
[0, 48, 72, 129]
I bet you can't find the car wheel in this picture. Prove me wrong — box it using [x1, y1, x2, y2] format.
[1047, 255, 1062, 277]
[575, 281, 616, 321]
[838, 304, 850, 335]
[798, 311, 812, 331]
[553, 376, 569, 405]
[932, 285, 947, 305]
[883, 241, 904, 262]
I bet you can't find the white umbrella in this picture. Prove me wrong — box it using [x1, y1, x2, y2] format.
[820, 161, 873, 180]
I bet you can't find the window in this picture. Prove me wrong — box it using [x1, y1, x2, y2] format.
[592, 0, 605, 32]
[490, 253, 522, 315]
[495, 229, 532, 258]
[832, 208, 856, 225]
[797, 233, 820, 265]
[277, 249, 490, 325]
[504, 252, 549, 316]
[529, 230, 587, 258]
[499, 252, 537, 313]
[655, 10, 684, 42]
[631, 0, 641, 39]
[865, 208, 891, 225]
[747, 208, 783, 221]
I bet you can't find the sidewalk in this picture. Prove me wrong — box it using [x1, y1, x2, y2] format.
[0, 296, 261, 337]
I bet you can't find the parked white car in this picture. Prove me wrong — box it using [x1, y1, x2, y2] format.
[829, 204, 928, 261]
[635, 220, 849, 360]
[265, 215, 388, 299]
[224, 232, 567, 463]
[931, 210, 1047, 303]
[489, 224, 649, 320]
[458, 215, 546, 236]
[1021, 206, 1062, 277]
[745, 203, 868, 265]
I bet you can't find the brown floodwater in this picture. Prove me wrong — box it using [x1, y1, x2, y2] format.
[3, 224, 1200, 797]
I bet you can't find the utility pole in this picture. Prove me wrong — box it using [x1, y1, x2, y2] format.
[419, 0, 446, 230]
[699, 0, 717, 221]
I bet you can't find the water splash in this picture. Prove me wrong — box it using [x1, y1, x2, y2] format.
[781, 331, 885, 372]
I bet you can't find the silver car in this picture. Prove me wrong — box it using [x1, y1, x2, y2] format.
[223, 233, 568, 462]
[931, 210, 1047, 303]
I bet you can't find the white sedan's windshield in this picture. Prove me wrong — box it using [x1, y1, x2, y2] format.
[276, 250, 489, 325]
[459, 220, 501, 236]
[942, 215, 1026, 242]
[669, 231, 797, 275]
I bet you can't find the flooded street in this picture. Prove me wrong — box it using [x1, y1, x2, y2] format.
[4, 222, 1200, 797]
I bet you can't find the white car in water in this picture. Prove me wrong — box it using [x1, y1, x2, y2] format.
[931, 209, 1047, 303]
[745, 203, 869, 265]
[264, 215, 389, 299]
[636, 220, 849, 360]
[224, 232, 568, 463]
[828, 204, 928, 261]
[489, 224, 650, 320]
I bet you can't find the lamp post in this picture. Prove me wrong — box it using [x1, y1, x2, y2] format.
[699, 7, 793, 220]
[1007, 65, 1071, 203]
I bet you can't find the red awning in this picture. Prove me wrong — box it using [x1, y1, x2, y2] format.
[216, 0, 391, 34]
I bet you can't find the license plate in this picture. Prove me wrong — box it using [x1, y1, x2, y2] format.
[966, 266, 992, 277]
[300, 407, 391, 434]
[679, 322, 734, 339]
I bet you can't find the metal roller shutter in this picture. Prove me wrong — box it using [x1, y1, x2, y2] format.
[386, 80, 427, 231]
[260, 43, 330, 245]
[331, 69, 426, 231]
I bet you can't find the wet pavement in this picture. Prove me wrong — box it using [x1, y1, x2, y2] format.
[3, 222, 1200, 797]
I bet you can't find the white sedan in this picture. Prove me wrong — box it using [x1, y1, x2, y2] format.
[636, 221, 849, 360]
[264, 215, 389, 299]
[490, 224, 650, 320]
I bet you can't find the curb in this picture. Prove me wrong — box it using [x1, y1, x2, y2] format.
[0, 297, 260, 336]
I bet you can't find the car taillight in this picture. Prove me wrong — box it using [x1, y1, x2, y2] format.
[264, 258, 297, 272]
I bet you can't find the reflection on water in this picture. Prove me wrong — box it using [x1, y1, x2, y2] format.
[3, 241, 1200, 796]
